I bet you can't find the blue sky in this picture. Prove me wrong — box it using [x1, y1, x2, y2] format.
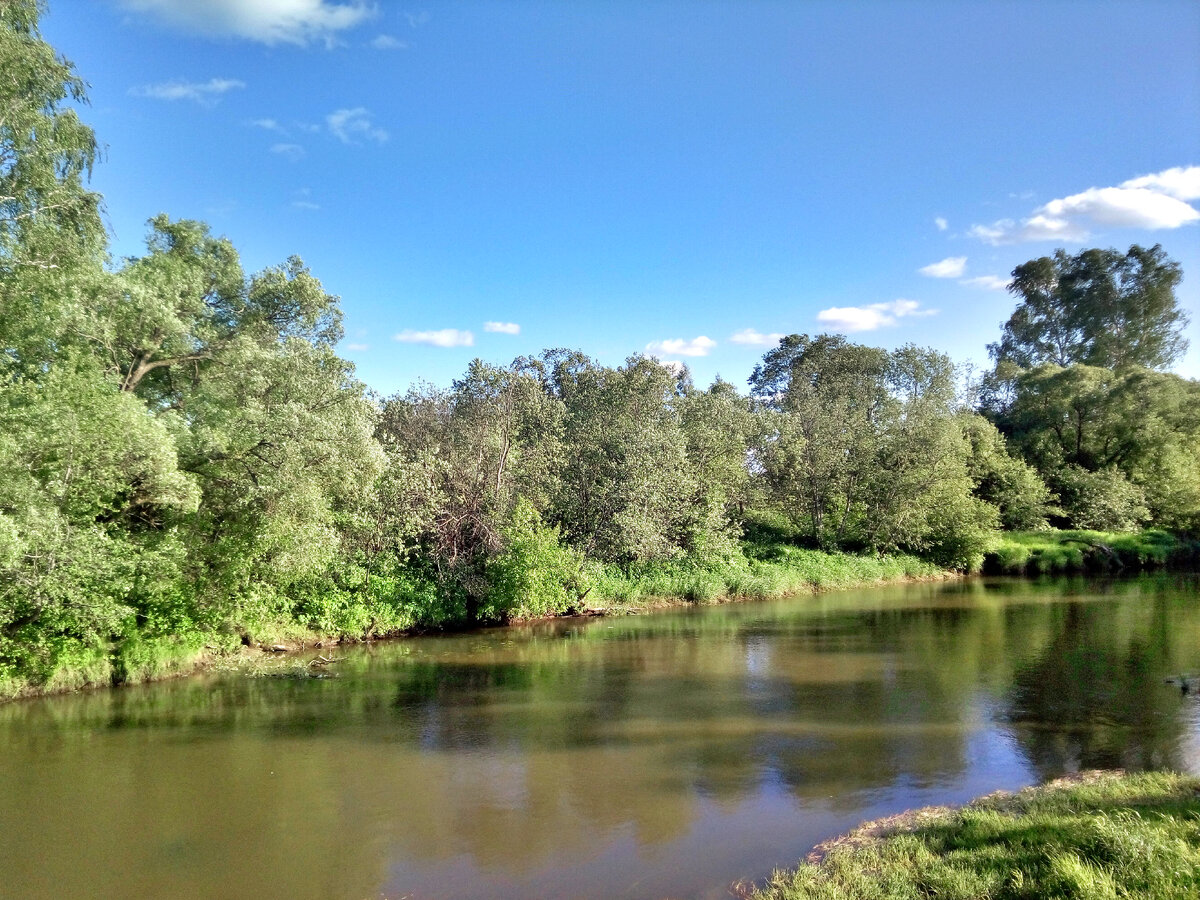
[41, 0, 1200, 392]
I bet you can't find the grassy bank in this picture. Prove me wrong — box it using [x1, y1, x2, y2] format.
[983, 528, 1199, 575]
[0, 541, 951, 702]
[590, 544, 946, 608]
[752, 771, 1200, 900]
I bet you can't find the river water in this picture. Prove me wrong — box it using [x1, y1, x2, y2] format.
[3, 574, 1199, 899]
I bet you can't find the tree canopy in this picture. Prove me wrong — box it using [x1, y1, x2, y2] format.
[989, 244, 1187, 372]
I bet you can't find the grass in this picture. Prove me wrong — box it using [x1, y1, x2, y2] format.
[752, 771, 1200, 900]
[589, 542, 947, 609]
[983, 529, 1197, 575]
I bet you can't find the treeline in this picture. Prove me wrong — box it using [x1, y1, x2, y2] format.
[983, 245, 1199, 532]
[1, 3, 1198, 694]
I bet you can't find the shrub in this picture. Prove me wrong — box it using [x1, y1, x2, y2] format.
[1054, 466, 1149, 532]
[484, 498, 590, 621]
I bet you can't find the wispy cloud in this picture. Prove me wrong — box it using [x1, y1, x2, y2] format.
[394, 328, 474, 348]
[483, 321, 520, 335]
[729, 328, 784, 348]
[645, 336, 716, 357]
[291, 200, 320, 210]
[271, 143, 306, 162]
[658, 360, 686, 376]
[960, 275, 1011, 291]
[918, 256, 966, 278]
[120, 0, 374, 47]
[934, 216, 948, 232]
[970, 166, 1200, 245]
[326, 107, 388, 144]
[370, 34, 408, 49]
[251, 117, 286, 133]
[816, 299, 935, 333]
[344, 343, 369, 352]
[130, 77, 244, 104]
[405, 11, 431, 27]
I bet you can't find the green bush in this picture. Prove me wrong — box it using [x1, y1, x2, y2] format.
[484, 499, 589, 621]
[1054, 466, 1150, 531]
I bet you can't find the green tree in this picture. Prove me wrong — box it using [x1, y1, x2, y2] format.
[995, 363, 1200, 530]
[553, 355, 699, 564]
[753, 337, 997, 568]
[752, 335, 890, 548]
[990, 244, 1187, 372]
[960, 414, 1055, 530]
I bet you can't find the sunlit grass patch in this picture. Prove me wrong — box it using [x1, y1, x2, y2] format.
[985, 529, 1195, 575]
[592, 541, 949, 609]
[752, 771, 1200, 900]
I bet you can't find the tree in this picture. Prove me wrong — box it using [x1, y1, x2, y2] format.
[552, 354, 698, 564]
[752, 335, 891, 548]
[1, 0, 105, 371]
[751, 336, 996, 567]
[995, 363, 1200, 530]
[990, 244, 1187, 372]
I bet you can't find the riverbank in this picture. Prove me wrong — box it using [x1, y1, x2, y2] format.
[749, 770, 1200, 900]
[0, 542, 953, 702]
[983, 528, 1199, 575]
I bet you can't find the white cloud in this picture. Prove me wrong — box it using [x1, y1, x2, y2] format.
[370, 34, 408, 49]
[271, 143, 305, 161]
[645, 336, 716, 357]
[971, 166, 1200, 245]
[291, 200, 320, 210]
[816, 299, 935, 333]
[960, 275, 1011, 291]
[394, 328, 474, 348]
[344, 343, 369, 352]
[934, 216, 948, 232]
[130, 77, 245, 104]
[251, 117, 286, 133]
[483, 321, 520, 335]
[729, 328, 784, 348]
[405, 11, 431, 27]
[1121, 165, 1200, 201]
[326, 107, 388, 144]
[658, 360, 686, 376]
[918, 256, 966, 278]
[121, 0, 374, 46]
[969, 214, 1087, 245]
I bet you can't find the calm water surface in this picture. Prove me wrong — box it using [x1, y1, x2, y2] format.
[3, 575, 1200, 899]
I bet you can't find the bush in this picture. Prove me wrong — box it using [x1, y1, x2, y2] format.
[484, 498, 589, 621]
[1054, 466, 1149, 532]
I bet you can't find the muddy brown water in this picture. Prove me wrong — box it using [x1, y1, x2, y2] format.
[3, 574, 1199, 899]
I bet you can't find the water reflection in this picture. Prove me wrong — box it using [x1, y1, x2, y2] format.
[1, 574, 1198, 899]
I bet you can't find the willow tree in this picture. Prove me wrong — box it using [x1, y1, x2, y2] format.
[990, 244, 1187, 372]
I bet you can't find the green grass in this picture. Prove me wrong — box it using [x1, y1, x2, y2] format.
[984, 528, 1197, 575]
[589, 541, 947, 609]
[753, 771, 1200, 900]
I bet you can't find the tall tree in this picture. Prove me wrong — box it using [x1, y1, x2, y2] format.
[989, 244, 1188, 372]
[0, 0, 104, 369]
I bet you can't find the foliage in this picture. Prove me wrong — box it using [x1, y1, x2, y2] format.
[484, 498, 588, 621]
[1053, 465, 1149, 532]
[990, 244, 1188, 371]
[960, 414, 1054, 529]
[752, 337, 997, 569]
[752, 772, 1200, 900]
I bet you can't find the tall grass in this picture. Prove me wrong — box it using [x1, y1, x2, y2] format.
[590, 542, 946, 609]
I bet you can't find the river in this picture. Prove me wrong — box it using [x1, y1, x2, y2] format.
[3, 574, 1199, 899]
